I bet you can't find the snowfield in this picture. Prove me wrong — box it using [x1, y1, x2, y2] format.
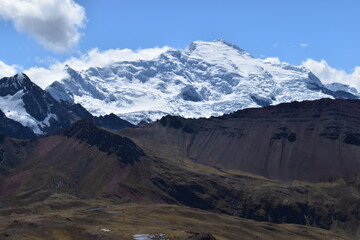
[45, 39, 358, 124]
[0, 89, 57, 135]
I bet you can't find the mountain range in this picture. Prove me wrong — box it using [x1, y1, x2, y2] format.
[0, 40, 358, 135]
[46, 39, 358, 124]
[0, 73, 135, 138]
[1, 40, 360, 239]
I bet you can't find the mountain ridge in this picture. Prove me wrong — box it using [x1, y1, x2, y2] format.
[122, 97, 360, 182]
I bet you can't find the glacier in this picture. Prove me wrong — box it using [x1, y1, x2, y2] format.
[0, 90, 55, 135]
[46, 39, 357, 124]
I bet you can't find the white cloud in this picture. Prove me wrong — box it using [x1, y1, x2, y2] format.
[25, 65, 69, 89]
[303, 59, 360, 90]
[25, 46, 171, 88]
[61, 47, 172, 71]
[300, 43, 309, 48]
[263, 57, 281, 65]
[0, 0, 86, 53]
[0, 61, 19, 78]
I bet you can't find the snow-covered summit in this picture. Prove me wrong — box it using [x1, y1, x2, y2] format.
[0, 73, 33, 95]
[46, 40, 358, 124]
[186, 39, 249, 58]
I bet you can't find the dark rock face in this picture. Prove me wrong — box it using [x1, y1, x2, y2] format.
[272, 129, 296, 142]
[133, 99, 360, 182]
[250, 94, 272, 107]
[93, 113, 135, 130]
[60, 120, 144, 164]
[0, 110, 36, 139]
[180, 85, 203, 102]
[343, 133, 360, 146]
[187, 232, 216, 240]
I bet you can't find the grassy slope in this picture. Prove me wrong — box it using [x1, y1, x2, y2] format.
[0, 196, 349, 240]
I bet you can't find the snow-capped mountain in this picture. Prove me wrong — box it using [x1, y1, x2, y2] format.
[0, 73, 135, 138]
[46, 39, 358, 124]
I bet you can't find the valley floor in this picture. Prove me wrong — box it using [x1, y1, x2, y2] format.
[0, 196, 349, 240]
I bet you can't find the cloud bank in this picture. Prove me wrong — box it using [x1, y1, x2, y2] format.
[303, 59, 360, 90]
[0, 0, 86, 52]
[25, 46, 171, 88]
[0, 61, 19, 79]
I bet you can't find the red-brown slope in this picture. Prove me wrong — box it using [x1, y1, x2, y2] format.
[122, 98, 360, 182]
[0, 120, 153, 205]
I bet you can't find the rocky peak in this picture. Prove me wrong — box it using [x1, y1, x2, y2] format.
[0, 73, 34, 96]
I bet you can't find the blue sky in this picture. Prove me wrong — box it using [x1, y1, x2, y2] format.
[0, 0, 359, 88]
[78, 0, 358, 71]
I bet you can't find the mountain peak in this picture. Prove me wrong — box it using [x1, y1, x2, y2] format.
[213, 38, 246, 52]
[64, 65, 79, 76]
[187, 39, 247, 55]
[14, 73, 29, 84]
[1, 72, 31, 84]
[0, 73, 34, 96]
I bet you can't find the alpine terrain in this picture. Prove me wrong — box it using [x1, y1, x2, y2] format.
[46, 39, 358, 124]
[0, 40, 360, 240]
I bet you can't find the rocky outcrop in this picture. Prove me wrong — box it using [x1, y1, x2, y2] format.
[60, 120, 144, 164]
[187, 232, 217, 240]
